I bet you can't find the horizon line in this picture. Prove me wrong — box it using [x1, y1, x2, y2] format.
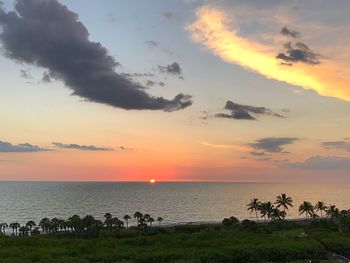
[0, 180, 344, 184]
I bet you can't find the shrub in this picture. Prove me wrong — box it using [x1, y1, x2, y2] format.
[222, 216, 239, 227]
[309, 219, 338, 232]
[241, 219, 259, 231]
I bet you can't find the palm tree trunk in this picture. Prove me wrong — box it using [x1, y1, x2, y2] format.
[255, 210, 258, 222]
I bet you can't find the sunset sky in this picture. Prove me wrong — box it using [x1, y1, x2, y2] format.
[1, 0, 350, 182]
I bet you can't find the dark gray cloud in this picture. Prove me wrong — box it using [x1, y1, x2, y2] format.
[144, 40, 158, 48]
[286, 155, 350, 170]
[322, 140, 350, 152]
[280, 26, 300, 38]
[158, 62, 182, 77]
[52, 142, 112, 151]
[0, 140, 48, 152]
[0, 0, 192, 111]
[249, 137, 298, 153]
[277, 42, 321, 65]
[215, 100, 285, 120]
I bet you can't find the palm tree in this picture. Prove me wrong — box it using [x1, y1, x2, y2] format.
[57, 219, 66, 232]
[326, 204, 340, 218]
[272, 208, 287, 220]
[67, 215, 81, 233]
[0, 223, 7, 235]
[19, 226, 29, 236]
[9, 222, 20, 236]
[259, 201, 274, 221]
[134, 211, 143, 224]
[123, 215, 131, 229]
[148, 217, 155, 227]
[247, 198, 260, 222]
[50, 218, 61, 234]
[26, 220, 36, 234]
[82, 215, 96, 231]
[315, 201, 327, 218]
[157, 217, 163, 227]
[111, 217, 123, 230]
[299, 201, 314, 220]
[104, 213, 113, 229]
[275, 193, 293, 216]
[39, 217, 50, 233]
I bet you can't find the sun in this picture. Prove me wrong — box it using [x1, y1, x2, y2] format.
[149, 179, 156, 184]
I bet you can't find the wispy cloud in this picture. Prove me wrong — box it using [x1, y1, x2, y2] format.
[249, 137, 298, 153]
[158, 62, 183, 78]
[280, 26, 300, 38]
[286, 155, 350, 170]
[322, 139, 350, 152]
[215, 100, 285, 120]
[199, 141, 249, 151]
[52, 142, 113, 151]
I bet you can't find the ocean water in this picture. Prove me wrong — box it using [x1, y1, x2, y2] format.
[0, 182, 349, 225]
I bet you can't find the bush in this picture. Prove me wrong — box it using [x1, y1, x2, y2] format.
[309, 219, 339, 232]
[222, 216, 239, 227]
[241, 219, 259, 231]
[267, 220, 300, 232]
[339, 217, 350, 233]
[174, 224, 206, 234]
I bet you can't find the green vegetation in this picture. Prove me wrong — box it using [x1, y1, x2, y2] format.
[0, 193, 349, 262]
[0, 225, 325, 263]
[0, 221, 349, 263]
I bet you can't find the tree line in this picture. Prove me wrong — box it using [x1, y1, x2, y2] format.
[0, 212, 164, 236]
[245, 193, 350, 222]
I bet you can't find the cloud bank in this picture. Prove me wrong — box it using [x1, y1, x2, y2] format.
[188, 6, 350, 101]
[0, 140, 47, 152]
[52, 142, 113, 151]
[322, 139, 350, 152]
[0, 0, 192, 111]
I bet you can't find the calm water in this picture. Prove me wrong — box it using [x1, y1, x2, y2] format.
[0, 182, 349, 225]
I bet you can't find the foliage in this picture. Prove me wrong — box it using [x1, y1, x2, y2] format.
[0, 225, 330, 263]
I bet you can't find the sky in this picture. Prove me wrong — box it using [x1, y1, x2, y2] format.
[0, 0, 350, 182]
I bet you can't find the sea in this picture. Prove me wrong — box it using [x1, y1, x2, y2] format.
[0, 182, 349, 225]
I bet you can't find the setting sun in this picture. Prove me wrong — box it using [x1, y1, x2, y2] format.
[149, 179, 156, 184]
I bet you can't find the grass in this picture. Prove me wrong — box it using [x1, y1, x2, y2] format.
[1, 223, 348, 263]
